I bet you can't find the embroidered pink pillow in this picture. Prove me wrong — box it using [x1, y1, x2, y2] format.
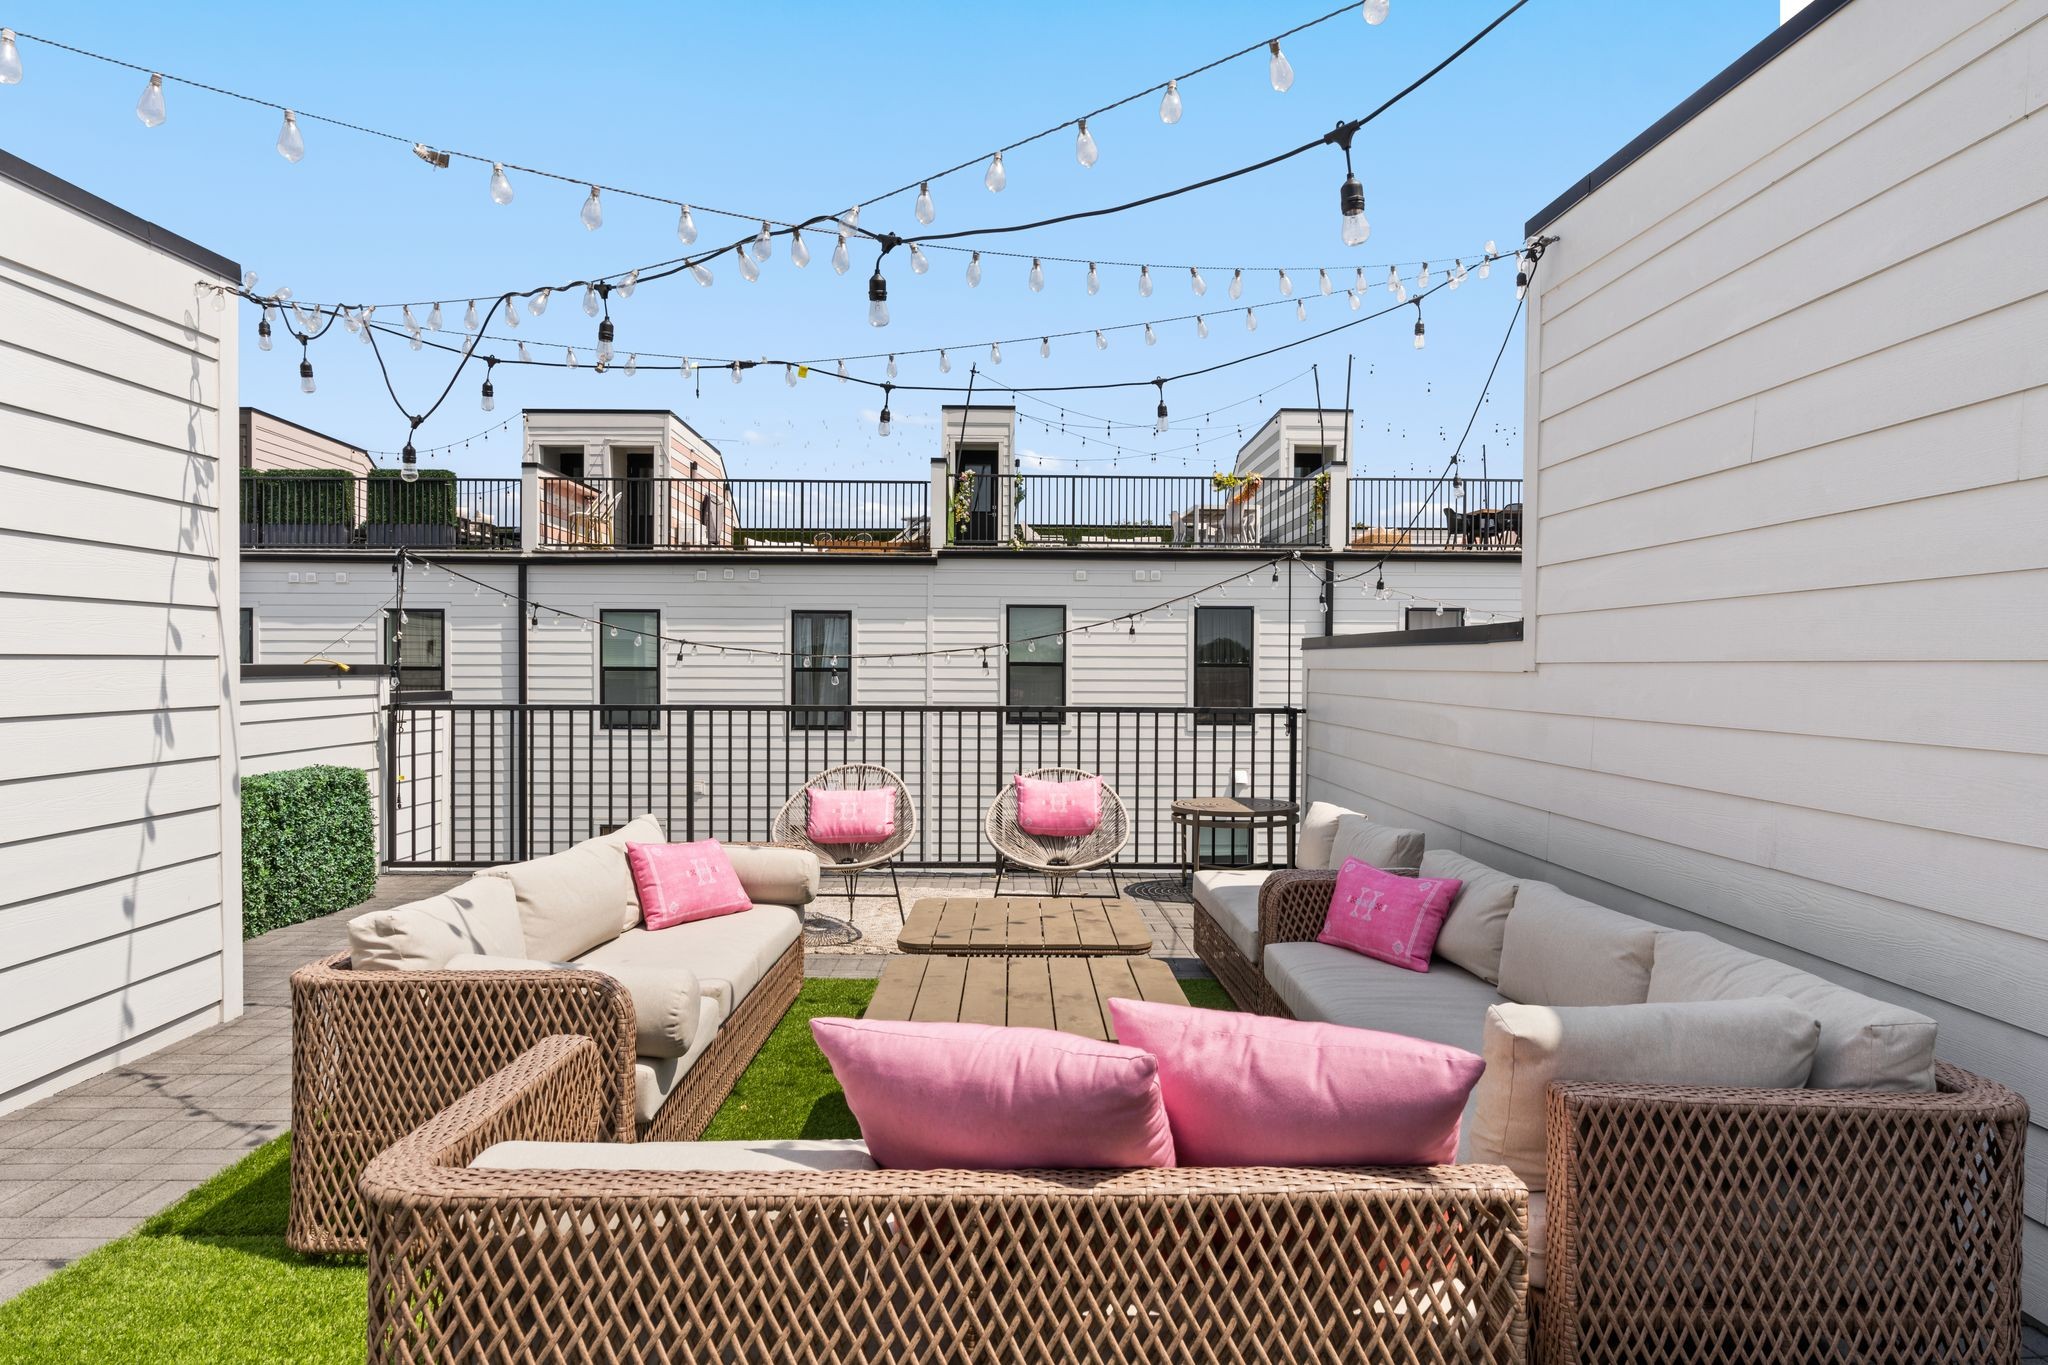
[626, 840, 750, 930]
[1014, 775, 1102, 838]
[811, 1017, 1174, 1170]
[1317, 857, 1463, 972]
[1107, 999, 1483, 1166]
[806, 786, 895, 843]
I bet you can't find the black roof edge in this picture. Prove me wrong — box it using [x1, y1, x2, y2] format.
[1525, 0, 1858, 239]
[1303, 619, 1524, 650]
[0, 147, 239, 281]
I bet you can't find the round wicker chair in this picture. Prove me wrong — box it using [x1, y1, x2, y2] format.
[772, 764, 918, 937]
[984, 767, 1130, 898]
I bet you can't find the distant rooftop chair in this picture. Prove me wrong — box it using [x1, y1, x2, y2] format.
[566, 489, 620, 547]
[772, 764, 917, 934]
[985, 766, 1129, 898]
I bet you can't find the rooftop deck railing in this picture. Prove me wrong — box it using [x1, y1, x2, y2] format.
[1348, 476, 1523, 552]
[996, 474, 1326, 549]
[536, 476, 931, 552]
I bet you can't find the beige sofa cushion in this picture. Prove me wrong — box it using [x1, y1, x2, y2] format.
[445, 953, 567, 972]
[482, 814, 662, 961]
[1496, 883, 1660, 1006]
[1469, 999, 1821, 1189]
[586, 905, 799, 1017]
[725, 844, 821, 907]
[1649, 931, 1936, 1091]
[1190, 868, 1272, 963]
[631, 996, 726, 1124]
[1295, 801, 1353, 870]
[1327, 813, 1424, 877]
[473, 1138, 876, 1173]
[1422, 850, 1521, 986]
[559, 937, 706, 1059]
[1262, 943, 1503, 1055]
[347, 876, 525, 971]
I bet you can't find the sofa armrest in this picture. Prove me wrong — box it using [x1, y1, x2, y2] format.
[1538, 1061, 2027, 1363]
[726, 843, 822, 906]
[1257, 869, 1338, 948]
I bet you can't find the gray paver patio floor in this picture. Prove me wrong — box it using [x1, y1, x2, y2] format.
[0, 867, 1199, 1302]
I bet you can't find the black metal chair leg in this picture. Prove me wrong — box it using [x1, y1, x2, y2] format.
[887, 862, 906, 923]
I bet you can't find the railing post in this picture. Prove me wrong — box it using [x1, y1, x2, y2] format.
[684, 709, 697, 841]
[929, 458, 950, 548]
[1323, 465, 1349, 553]
[519, 461, 541, 552]
[1286, 708, 1300, 863]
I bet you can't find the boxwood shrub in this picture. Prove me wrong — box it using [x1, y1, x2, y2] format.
[365, 467, 457, 525]
[241, 468, 356, 526]
[241, 764, 377, 937]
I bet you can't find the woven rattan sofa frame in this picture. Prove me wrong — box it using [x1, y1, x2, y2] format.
[287, 937, 801, 1255]
[1241, 868, 2030, 1365]
[984, 765, 1131, 898]
[771, 763, 919, 924]
[362, 1034, 1531, 1365]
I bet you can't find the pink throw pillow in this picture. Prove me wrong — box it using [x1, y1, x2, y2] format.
[1317, 857, 1463, 972]
[1108, 999, 1483, 1167]
[806, 786, 895, 844]
[626, 840, 751, 930]
[811, 1017, 1175, 1170]
[1014, 774, 1102, 838]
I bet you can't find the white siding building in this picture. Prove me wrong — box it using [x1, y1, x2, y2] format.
[1299, 0, 2048, 1314]
[0, 152, 243, 1113]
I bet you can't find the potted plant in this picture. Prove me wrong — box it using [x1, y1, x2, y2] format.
[365, 468, 458, 548]
[242, 468, 355, 548]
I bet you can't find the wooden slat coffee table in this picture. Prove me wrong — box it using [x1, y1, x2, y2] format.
[866, 953, 1189, 1042]
[898, 896, 1153, 955]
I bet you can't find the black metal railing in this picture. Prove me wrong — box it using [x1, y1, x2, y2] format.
[537, 477, 930, 551]
[1348, 477, 1523, 552]
[240, 471, 520, 549]
[997, 474, 1327, 549]
[384, 702, 1301, 869]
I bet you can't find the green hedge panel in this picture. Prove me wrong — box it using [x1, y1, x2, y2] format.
[241, 765, 376, 938]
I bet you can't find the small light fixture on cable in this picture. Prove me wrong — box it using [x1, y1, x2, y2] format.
[1075, 118, 1098, 168]
[579, 186, 602, 230]
[276, 110, 303, 163]
[965, 251, 982, 287]
[400, 418, 423, 483]
[868, 263, 890, 326]
[915, 182, 936, 224]
[489, 163, 513, 204]
[736, 246, 760, 283]
[751, 221, 773, 262]
[790, 228, 810, 268]
[135, 72, 166, 126]
[1028, 258, 1044, 292]
[985, 151, 1006, 192]
[1154, 381, 1169, 435]
[0, 29, 20, 84]
[1412, 300, 1426, 350]
[1267, 40, 1293, 92]
[878, 384, 894, 437]
[480, 357, 497, 412]
[298, 344, 315, 394]
[256, 309, 273, 352]
[1159, 79, 1181, 124]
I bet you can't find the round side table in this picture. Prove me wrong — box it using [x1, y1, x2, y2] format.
[1171, 796, 1298, 885]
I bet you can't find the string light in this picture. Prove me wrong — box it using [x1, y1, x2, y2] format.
[676, 205, 698, 244]
[1245, 308, 1258, 332]
[789, 227, 811, 268]
[1144, 323, 1157, 346]
[990, 341, 1003, 364]
[1190, 267, 1207, 296]
[910, 243, 930, 275]
[1412, 300, 1426, 349]
[579, 185, 602, 230]
[1363, 0, 1390, 23]
[1159, 78, 1181, 123]
[867, 266, 888, 326]
[1230, 269, 1245, 300]
[135, 71, 164, 126]
[1028, 257, 1044, 292]
[0, 29, 19, 84]
[1075, 118, 1098, 167]
[878, 384, 893, 436]
[1268, 40, 1293, 92]
[915, 182, 936, 224]
[489, 162, 513, 204]
[966, 251, 982, 287]
[480, 357, 495, 411]
[275, 109, 303, 162]
[751, 221, 773, 261]
[1040, 336, 1050, 359]
[463, 300, 479, 331]
[1139, 265, 1154, 298]
[938, 349, 951, 374]
[1087, 262, 1101, 296]
[984, 150, 1006, 192]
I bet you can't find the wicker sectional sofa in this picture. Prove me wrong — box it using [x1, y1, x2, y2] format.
[362, 1034, 1533, 1365]
[1192, 802, 2030, 1364]
[288, 817, 815, 1253]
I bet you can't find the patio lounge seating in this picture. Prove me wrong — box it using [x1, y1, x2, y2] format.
[985, 766, 1129, 898]
[1191, 802, 2029, 1364]
[772, 763, 917, 922]
[362, 1034, 1531, 1365]
[287, 817, 816, 1253]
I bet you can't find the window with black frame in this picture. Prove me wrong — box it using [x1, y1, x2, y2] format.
[791, 610, 851, 731]
[1006, 604, 1065, 725]
[1404, 606, 1467, 630]
[1193, 605, 1254, 725]
[239, 608, 253, 664]
[383, 608, 445, 693]
[600, 608, 661, 729]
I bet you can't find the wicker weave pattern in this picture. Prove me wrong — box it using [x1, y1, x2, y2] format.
[1256, 868, 1340, 957]
[1192, 901, 1287, 1016]
[365, 1037, 1531, 1365]
[771, 763, 918, 874]
[984, 766, 1130, 896]
[1538, 1061, 2028, 1365]
[288, 939, 801, 1253]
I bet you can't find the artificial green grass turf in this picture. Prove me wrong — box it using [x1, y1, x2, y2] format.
[0, 972, 1233, 1362]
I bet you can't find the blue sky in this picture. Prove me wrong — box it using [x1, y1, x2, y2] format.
[3, 1, 1777, 480]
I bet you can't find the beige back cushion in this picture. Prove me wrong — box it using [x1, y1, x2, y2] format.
[1496, 883, 1661, 1006]
[1327, 812, 1424, 877]
[724, 844, 821, 907]
[1421, 849, 1521, 985]
[347, 876, 525, 972]
[1295, 801, 1354, 870]
[1469, 999, 1821, 1189]
[482, 814, 662, 962]
[1648, 932, 1936, 1091]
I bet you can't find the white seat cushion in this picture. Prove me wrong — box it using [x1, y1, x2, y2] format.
[1262, 943, 1503, 1054]
[1191, 869, 1272, 962]
[630, 996, 727, 1124]
[347, 876, 525, 971]
[472, 1138, 876, 1173]
[553, 938, 705, 1059]
[584, 906, 800, 1017]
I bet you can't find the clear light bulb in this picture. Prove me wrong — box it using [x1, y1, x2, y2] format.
[1159, 78, 1181, 124]
[1196, 315, 1209, 339]
[1094, 329, 1107, 350]
[299, 358, 315, 393]
[1245, 308, 1258, 332]
[966, 251, 982, 287]
[1028, 258, 1044, 292]
[403, 305, 419, 335]
[1355, 266, 1367, 293]
[565, 348, 578, 369]
[910, 244, 929, 275]
[676, 205, 697, 244]
[841, 204, 861, 234]
[1267, 41, 1293, 93]
[1139, 265, 1153, 298]
[276, 110, 304, 162]
[790, 229, 810, 268]
[1450, 260, 1466, 289]
[617, 269, 637, 299]
[624, 354, 637, 378]
[1075, 118, 1098, 168]
[257, 310, 273, 351]
[0, 29, 20, 85]
[1319, 269, 1333, 296]
[596, 319, 613, 364]
[938, 349, 950, 374]
[1229, 268, 1244, 300]
[831, 235, 850, 275]
[1477, 243, 1493, 279]
[869, 269, 889, 326]
[1040, 336, 1050, 358]
[503, 299, 519, 328]
[1413, 313, 1426, 349]
[489, 162, 513, 204]
[580, 186, 602, 230]
[1386, 265, 1400, 293]
[1348, 290, 1361, 310]
[1086, 262, 1100, 296]
[886, 354, 898, 379]
[1278, 269, 1293, 296]
[463, 300, 479, 331]
[1144, 323, 1157, 346]
[785, 363, 797, 387]
[1190, 267, 1206, 296]
[990, 341, 1002, 364]
[530, 289, 550, 317]
[481, 377, 495, 410]
[1296, 299, 1307, 322]
[582, 286, 600, 317]
[737, 247, 759, 283]
[985, 150, 1006, 192]
[915, 182, 935, 224]
[1363, 0, 1389, 23]
[878, 405, 892, 436]
[729, 362, 742, 384]
[518, 342, 532, 362]
[136, 72, 166, 127]
[1156, 401, 1169, 434]
[1418, 262, 1431, 289]
[833, 359, 845, 382]
[400, 451, 419, 483]
[691, 262, 713, 287]
[752, 221, 773, 261]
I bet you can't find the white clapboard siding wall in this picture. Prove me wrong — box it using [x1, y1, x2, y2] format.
[1304, 0, 2048, 1313]
[0, 156, 241, 1113]
[238, 668, 386, 828]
